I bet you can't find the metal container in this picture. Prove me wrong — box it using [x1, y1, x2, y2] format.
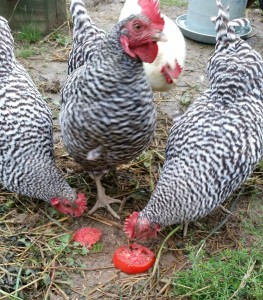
[186, 0, 248, 36]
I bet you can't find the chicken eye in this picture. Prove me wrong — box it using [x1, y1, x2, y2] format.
[133, 22, 142, 31]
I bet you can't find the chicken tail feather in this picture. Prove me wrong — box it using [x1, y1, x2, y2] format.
[68, 0, 105, 74]
[213, 0, 250, 45]
[0, 17, 15, 70]
[207, 0, 263, 103]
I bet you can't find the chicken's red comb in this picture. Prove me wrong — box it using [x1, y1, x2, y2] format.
[138, 0, 164, 31]
[74, 192, 88, 216]
[51, 192, 87, 217]
[124, 211, 139, 239]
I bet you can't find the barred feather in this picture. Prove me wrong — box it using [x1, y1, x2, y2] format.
[61, 0, 157, 177]
[0, 17, 77, 202]
[135, 0, 263, 229]
[68, 0, 105, 74]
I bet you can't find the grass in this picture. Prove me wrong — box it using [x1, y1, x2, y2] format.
[15, 44, 49, 59]
[241, 188, 263, 241]
[0, 203, 102, 299]
[179, 92, 193, 108]
[251, 0, 263, 9]
[160, 0, 188, 7]
[13, 21, 71, 61]
[15, 46, 36, 58]
[171, 187, 263, 300]
[51, 32, 71, 47]
[16, 23, 42, 43]
[172, 248, 263, 299]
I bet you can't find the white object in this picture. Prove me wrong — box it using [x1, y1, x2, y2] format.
[119, 0, 186, 92]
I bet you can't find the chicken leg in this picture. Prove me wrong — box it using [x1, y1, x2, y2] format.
[88, 176, 121, 219]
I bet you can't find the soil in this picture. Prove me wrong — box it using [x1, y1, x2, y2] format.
[1, 1, 263, 299]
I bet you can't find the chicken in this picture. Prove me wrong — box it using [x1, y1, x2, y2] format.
[119, 0, 186, 92]
[67, 0, 106, 74]
[0, 17, 87, 217]
[124, 0, 263, 239]
[60, 0, 166, 218]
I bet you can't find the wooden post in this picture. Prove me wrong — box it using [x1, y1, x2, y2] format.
[0, 0, 67, 34]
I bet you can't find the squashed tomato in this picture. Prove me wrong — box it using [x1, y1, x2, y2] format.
[73, 227, 102, 249]
[113, 243, 155, 274]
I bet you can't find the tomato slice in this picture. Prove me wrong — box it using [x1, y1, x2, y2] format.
[73, 227, 102, 249]
[113, 243, 155, 274]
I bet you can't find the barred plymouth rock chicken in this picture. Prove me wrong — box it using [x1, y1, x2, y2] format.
[119, 0, 186, 91]
[60, 0, 166, 218]
[124, 0, 263, 239]
[67, 1, 105, 74]
[0, 17, 87, 217]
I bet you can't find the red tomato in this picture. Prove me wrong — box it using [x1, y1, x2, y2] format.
[113, 243, 155, 274]
[73, 227, 102, 249]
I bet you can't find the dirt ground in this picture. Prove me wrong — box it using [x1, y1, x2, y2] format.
[1, 1, 263, 299]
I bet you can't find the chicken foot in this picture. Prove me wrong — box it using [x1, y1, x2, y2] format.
[88, 176, 121, 219]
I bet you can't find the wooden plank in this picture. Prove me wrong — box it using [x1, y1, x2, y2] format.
[0, 0, 67, 34]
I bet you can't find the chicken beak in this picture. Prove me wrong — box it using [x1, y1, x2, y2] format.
[152, 31, 167, 42]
